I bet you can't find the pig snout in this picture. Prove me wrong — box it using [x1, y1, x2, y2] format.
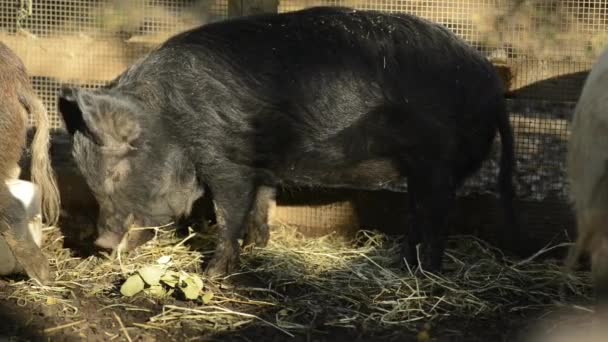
[95, 215, 161, 251]
[94, 230, 125, 250]
[94, 213, 137, 250]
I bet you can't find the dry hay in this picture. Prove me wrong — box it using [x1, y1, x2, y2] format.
[0, 221, 594, 338]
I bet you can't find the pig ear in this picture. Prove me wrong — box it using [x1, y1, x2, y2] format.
[58, 87, 103, 145]
[58, 87, 141, 148]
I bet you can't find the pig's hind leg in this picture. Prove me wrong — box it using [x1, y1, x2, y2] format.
[401, 162, 456, 273]
[243, 185, 276, 248]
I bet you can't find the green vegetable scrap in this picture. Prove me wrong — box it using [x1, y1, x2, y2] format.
[118, 256, 211, 302]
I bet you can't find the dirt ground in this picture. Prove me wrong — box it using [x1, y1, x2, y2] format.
[0, 216, 595, 342]
[0, 297, 534, 342]
[0, 275, 546, 342]
[0, 284, 592, 342]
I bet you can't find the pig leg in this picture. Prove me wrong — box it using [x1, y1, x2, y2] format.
[243, 185, 275, 248]
[0, 183, 50, 283]
[204, 172, 256, 277]
[580, 174, 608, 307]
[402, 164, 455, 273]
[402, 182, 422, 266]
[591, 231, 608, 307]
[420, 187, 454, 273]
[176, 196, 214, 237]
[0, 183, 28, 237]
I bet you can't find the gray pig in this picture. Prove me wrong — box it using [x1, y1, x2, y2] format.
[567, 46, 608, 309]
[58, 7, 517, 277]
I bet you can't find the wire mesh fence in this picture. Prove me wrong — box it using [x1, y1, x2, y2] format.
[277, 0, 602, 204]
[2, 0, 603, 206]
[1, 0, 229, 127]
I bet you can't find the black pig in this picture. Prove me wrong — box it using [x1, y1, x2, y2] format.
[58, 7, 517, 277]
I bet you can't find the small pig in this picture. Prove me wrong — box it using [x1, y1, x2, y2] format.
[0, 41, 61, 282]
[58, 7, 517, 277]
[567, 46, 608, 308]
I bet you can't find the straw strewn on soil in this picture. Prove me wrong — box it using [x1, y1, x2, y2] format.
[0, 221, 594, 338]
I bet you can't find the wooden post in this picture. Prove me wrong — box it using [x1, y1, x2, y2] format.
[228, 0, 279, 18]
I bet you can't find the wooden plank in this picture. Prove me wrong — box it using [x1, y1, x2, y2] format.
[0, 32, 151, 83]
[506, 61, 590, 102]
[506, 99, 577, 118]
[0, 26, 588, 104]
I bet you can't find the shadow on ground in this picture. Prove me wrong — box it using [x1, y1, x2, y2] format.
[0, 291, 48, 341]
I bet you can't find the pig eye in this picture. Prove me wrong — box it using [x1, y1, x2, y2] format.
[127, 136, 143, 150]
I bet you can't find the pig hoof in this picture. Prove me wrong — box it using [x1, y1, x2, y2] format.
[400, 244, 442, 273]
[94, 231, 124, 250]
[420, 247, 442, 274]
[205, 256, 236, 278]
[400, 243, 419, 268]
[244, 223, 270, 248]
[205, 244, 240, 278]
